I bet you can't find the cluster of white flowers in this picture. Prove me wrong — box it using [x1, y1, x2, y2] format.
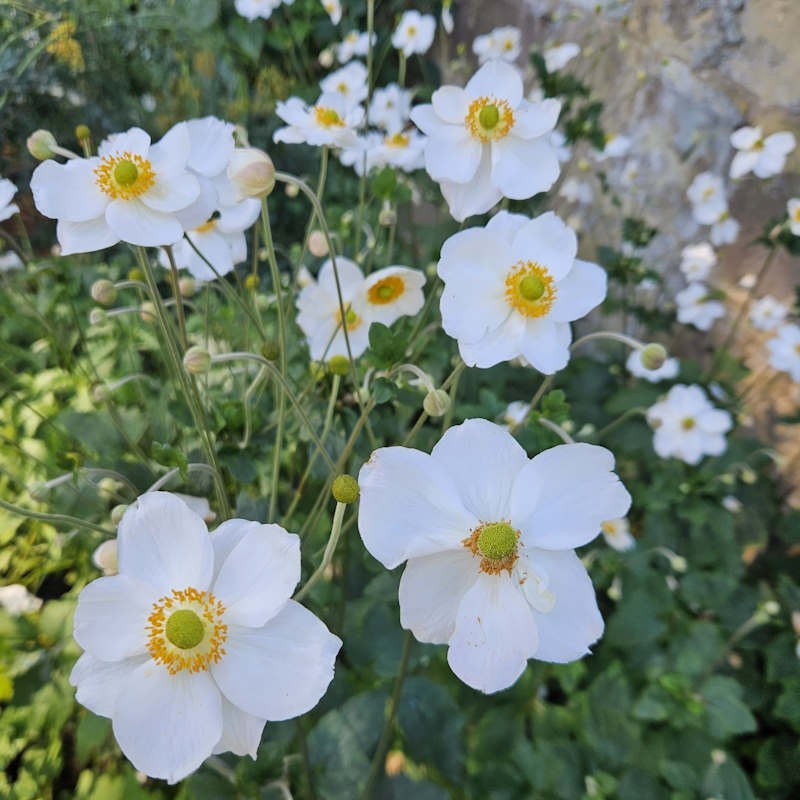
[234, 0, 293, 21]
[392, 11, 436, 57]
[730, 126, 796, 180]
[686, 172, 739, 246]
[767, 323, 800, 381]
[473, 26, 522, 64]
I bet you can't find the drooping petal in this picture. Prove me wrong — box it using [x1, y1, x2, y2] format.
[105, 200, 184, 247]
[57, 217, 119, 255]
[440, 148, 503, 222]
[31, 158, 108, 222]
[117, 492, 214, 595]
[358, 447, 477, 569]
[510, 212, 576, 281]
[465, 61, 523, 108]
[70, 652, 147, 718]
[491, 136, 560, 200]
[212, 600, 341, 720]
[112, 663, 223, 784]
[548, 259, 607, 322]
[398, 551, 479, 644]
[212, 697, 266, 758]
[447, 573, 538, 693]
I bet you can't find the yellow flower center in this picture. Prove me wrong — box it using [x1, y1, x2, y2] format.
[505, 260, 557, 317]
[407, 25, 417, 36]
[337, 82, 349, 94]
[753, 139, 765, 151]
[94, 152, 155, 200]
[465, 96, 515, 142]
[195, 218, 217, 234]
[385, 133, 410, 148]
[792, 208, 800, 223]
[681, 417, 696, 430]
[601, 521, 618, 535]
[314, 106, 344, 128]
[335, 304, 362, 331]
[502, 39, 514, 51]
[701, 186, 715, 201]
[146, 587, 227, 675]
[463, 520, 520, 575]
[368, 275, 405, 304]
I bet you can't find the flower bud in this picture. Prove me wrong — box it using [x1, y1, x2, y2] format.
[92, 383, 109, 403]
[285, 182, 300, 198]
[640, 343, 667, 370]
[89, 308, 106, 326]
[740, 467, 757, 485]
[318, 48, 335, 68]
[29, 482, 49, 502]
[110, 504, 128, 526]
[244, 273, 260, 291]
[91, 279, 116, 306]
[27, 129, 58, 160]
[378, 201, 397, 226]
[127, 267, 145, 282]
[423, 389, 451, 417]
[227, 147, 275, 200]
[261, 340, 280, 361]
[183, 346, 211, 375]
[139, 302, 156, 323]
[328, 355, 350, 376]
[75, 124, 91, 142]
[178, 277, 196, 297]
[308, 230, 329, 257]
[763, 600, 780, 616]
[92, 539, 118, 575]
[332, 475, 359, 504]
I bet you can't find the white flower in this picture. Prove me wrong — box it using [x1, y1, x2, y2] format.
[0, 250, 23, 271]
[646, 384, 732, 465]
[441, 0, 454, 34]
[730, 126, 796, 179]
[321, 0, 342, 25]
[0, 584, 43, 615]
[676, 282, 725, 331]
[543, 42, 580, 72]
[411, 61, 562, 221]
[336, 30, 374, 64]
[687, 172, 727, 226]
[626, 349, 680, 383]
[274, 93, 362, 149]
[392, 11, 436, 57]
[679, 242, 717, 282]
[437, 211, 606, 372]
[710, 214, 740, 246]
[339, 132, 383, 176]
[767, 323, 800, 381]
[369, 131, 426, 173]
[619, 159, 641, 187]
[0, 178, 20, 222]
[320, 61, 369, 111]
[601, 518, 635, 551]
[750, 295, 788, 331]
[500, 400, 530, 429]
[595, 134, 631, 161]
[234, 0, 281, 20]
[550, 130, 572, 163]
[369, 83, 413, 134]
[31, 126, 200, 254]
[473, 26, 522, 64]
[722, 496, 742, 514]
[361, 265, 426, 325]
[559, 177, 593, 204]
[357, 419, 631, 693]
[70, 492, 341, 783]
[787, 198, 800, 236]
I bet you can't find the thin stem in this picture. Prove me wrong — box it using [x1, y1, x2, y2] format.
[162, 245, 188, 349]
[536, 416, 575, 444]
[146, 463, 221, 493]
[0, 497, 114, 536]
[239, 365, 269, 450]
[571, 330, 645, 352]
[294, 500, 347, 601]
[593, 406, 648, 442]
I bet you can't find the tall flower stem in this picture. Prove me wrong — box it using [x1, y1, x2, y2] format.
[0, 497, 114, 536]
[294, 499, 347, 602]
[355, 0, 376, 255]
[162, 245, 188, 349]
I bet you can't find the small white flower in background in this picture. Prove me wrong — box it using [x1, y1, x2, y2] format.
[626, 349, 680, 383]
[550, 130, 572, 163]
[500, 400, 530, 429]
[369, 83, 413, 134]
[559, 176, 593, 204]
[339, 132, 383, 176]
[441, 0, 454, 34]
[31, 125, 200, 254]
[0, 250, 23, 271]
[357, 418, 631, 693]
[392, 11, 436, 57]
[767, 323, 800, 381]
[750, 295, 788, 331]
[411, 61, 562, 221]
[0, 584, 43, 616]
[93, 539, 119, 576]
[729, 126, 796, 179]
[787, 198, 800, 236]
[321, 0, 342, 25]
[336, 30, 374, 64]
[274, 93, 362, 149]
[361, 265, 426, 326]
[0, 178, 20, 221]
[234, 0, 282, 21]
[70, 492, 341, 783]
[543, 42, 580, 72]
[646, 384, 732, 465]
[370, 130, 427, 173]
[687, 172, 728, 226]
[595, 133, 631, 161]
[601, 518, 635, 551]
[473, 26, 522, 64]
[710, 213, 740, 246]
[679, 242, 717, 282]
[676, 282, 725, 331]
[620, 159, 641, 188]
[320, 61, 369, 111]
[722, 496, 742, 514]
[437, 211, 606, 372]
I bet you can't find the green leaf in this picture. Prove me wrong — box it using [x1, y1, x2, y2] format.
[701, 676, 757, 739]
[368, 322, 406, 367]
[539, 389, 570, 423]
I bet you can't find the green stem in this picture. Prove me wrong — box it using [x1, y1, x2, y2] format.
[536, 416, 575, 444]
[162, 245, 188, 349]
[294, 500, 347, 601]
[0, 497, 114, 536]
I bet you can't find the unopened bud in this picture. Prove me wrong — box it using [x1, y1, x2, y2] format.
[318, 48, 335, 68]
[763, 600, 780, 616]
[670, 554, 687, 573]
[385, 750, 406, 777]
[127, 267, 145, 282]
[261, 340, 280, 361]
[423, 389, 451, 417]
[27, 129, 58, 160]
[110, 504, 128, 526]
[711, 749, 727, 766]
[178, 277, 196, 297]
[285, 182, 300, 198]
[332, 475, 359, 504]
[183, 346, 211, 375]
[308, 230, 329, 257]
[139, 302, 156, 323]
[89, 308, 107, 325]
[378, 202, 397, 226]
[328, 355, 350, 376]
[92, 539, 118, 575]
[227, 147, 275, 200]
[91, 279, 116, 306]
[740, 467, 757, 484]
[29, 482, 49, 502]
[244, 273, 260, 291]
[92, 383, 109, 403]
[640, 343, 667, 370]
[75, 124, 90, 142]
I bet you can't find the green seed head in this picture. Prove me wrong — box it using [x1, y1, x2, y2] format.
[114, 160, 139, 187]
[328, 355, 350, 375]
[681, 417, 696, 430]
[479, 103, 500, 130]
[332, 474, 360, 504]
[640, 343, 667, 370]
[519, 274, 546, 301]
[477, 522, 518, 561]
[165, 609, 204, 649]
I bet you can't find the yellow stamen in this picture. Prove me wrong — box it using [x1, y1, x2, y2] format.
[505, 260, 557, 317]
[314, 106, 344, 128]
[384, 133, 410, 148]
[368, 275, 405, 304]
[94, 152, 155, 200]
[335, 304, 362, 331]
[195, 219, 217, 234]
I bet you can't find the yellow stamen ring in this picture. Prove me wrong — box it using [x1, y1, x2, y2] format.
[314, 106, 345, 128]
[335, 304, 362, 331]
[463, 520, 520, 575]
[505, 260, 557, 318]
[94, 152, 155, 200]
[368, 275, 405, 305]
[465, 96, 515, 142]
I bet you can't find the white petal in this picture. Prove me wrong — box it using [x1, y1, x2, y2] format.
[212, 600, 340, 720]
[513, 99, 561, 139]
[117, 492, 214, 594]
[100, 127, 151, 158]
[511, 212, 576, 281]
[425, 131, 482, 184]
[430, 418, 528, 520]
[57, 217, 119, 255]
[730, 126, 761, 150]
[729, 150, 759, 179]
[458, 312, 528, 368]
[148, 122, 191, 176]
[358, 447, 477, 569]
[185, 116, 236, 177]
[439, 269, 509, 343]
[485, 209, 529, 240]
[70, 652, 146, 718]
[213, 697, 266, 758]
[431, 86, 470, 123]
[438, 226, 511, 282]
[465, 61, 523, 108]
[764, 131, 796, 156]
[510, 443, 632, 550]
[317, 256, 364, 297]
[440, 148, 503, 221]
[183, 229, 235, 280]
[399, 551, 479, 644]
[141, 172, 200, 213]
[492, 136, 560, 199]
[112, 663, 222, 783]
[447, 573, 538, 693]
[216, 198, 261, 233]
[31, 158, 107, 222]
[518, 318, 571, 374]
[549, 259, 607, 322]
[105, 200, 184, 247]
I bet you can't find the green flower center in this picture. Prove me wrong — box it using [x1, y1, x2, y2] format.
[377, 284, 395, 300]
[477, 522, 518, 561]
[478, 103, 500, 130]
[165, 609, 205, 650]
[681, 417, 696, 431]
[519, 274, 546, 301]
[345, 308, 358, 325]
[113, 159, 139, 187]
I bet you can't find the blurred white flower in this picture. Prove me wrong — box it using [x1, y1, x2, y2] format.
[787, 198, 800, 236]
[368, 83, 413, 133]
[370, 130, 427, 172]
[500, 400, 531, 429]
[0, 178, 20, 222]
[0, 584, 43, 616]
[234, 0, 282, 20]
[559, 177, 593, 204]
[321, 0, 342, 25]
[0, 250, 23, 271]
[730, 126, 796, 179]
[750, 295, 788, 331]
[722, 496, 742, 513]
[686, 172, 727, 225]
[601, 518, 635, 551]
[767, 323, 800, 381]
[473, 26, 522, 64]
[320, 61, 368, 111]
[626, 349, 680, 383]
[676, 282, 725, 331]
[550, 130, 572, 163]
[336, 30, 374, 64]
[392, 11, 436, 57]
[274, 93, 362, 148]
[361, 265, 426, 326]
[595, 134, 631, 161]
[441, 0, 454, 34]
[543, 42, 580, 72]
[679, 242, 717, 282]
[710, 213, 740, 246]
[619, 159, 640, 187]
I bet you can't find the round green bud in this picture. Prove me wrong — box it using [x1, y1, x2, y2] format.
[90, 279, 116, 306]
[110, 504, 128, 526]
[75, 124, 91, 141]
[89, 308, 107, 326]
[165, 609, 205, 649]
[478, 103, 500, 130]
[423, 389, 451, 417]
[244, 274, 260, 291]
[127, 267, 145, 283]
[328, 355, 350, 376]
[332, 475, 360, 504]
[640, 343, 667, 370]
[183, 346, 211, 375]
[178, 277, 196, 297]
[27, 129, 58, 160]
[261, 340, 280, 361]
[477, 522, 517, 560]
[519, 274, 546, 301]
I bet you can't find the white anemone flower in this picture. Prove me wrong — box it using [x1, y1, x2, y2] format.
[710, 213, 739, 246]
[730, 126, 796, 179]
[369, 83, 413, 134]
[392, 11, 436, 57]
[370, 131, 426, 173]
[676, 282, 725, 331]
[559, 177, 593, 204]
[595, 134, 631, 161]
[31, 125, 200, 254]
[336, 30, 375, 64]
[320, 61, 369, 111]
[749, 295, 788, 331]
[472, 26, 522, 64]
[0, 178, 20, 222]
[767, 323, 800, 381]
[787, 198, 800, 236]
[437, 211, 607, 372]
[339, 132, 383, 177]
[646, 384, 732, 465]
[543, 42, 580, 72]
[361, 265, 426, 326]
[600, 518, 635, 551]
[679, 242, 717, 282]
[626, 349, 679, 383]
[321, 0, 342, 25]
[357, 418, 631, 693]
[0, 584, 43, 616]
[70, 492, 341, 783]
[500, 400, 530, 429]
[274, 93, 362, 149]
[234, 0, 282, 20]
[411, 61, 562, 221]
[686, 172, 727, 226]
